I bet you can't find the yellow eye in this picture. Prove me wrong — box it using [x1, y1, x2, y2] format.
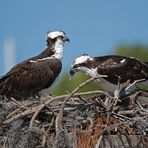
[57, 36, 63, 39]
[74, 65, 79, 68]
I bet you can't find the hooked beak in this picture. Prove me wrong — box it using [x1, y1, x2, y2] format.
[69, 68, 76, 77]
[64, 36, 70, 42]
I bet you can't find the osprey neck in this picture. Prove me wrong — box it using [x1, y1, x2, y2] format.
[52, 39, 64, 60]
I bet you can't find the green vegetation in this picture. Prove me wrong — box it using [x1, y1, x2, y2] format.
[115, 44, 148, 61]
[51, 73, 99, 95]
[51, 45, 148, 95]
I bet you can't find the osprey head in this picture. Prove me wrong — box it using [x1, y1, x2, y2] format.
[45, 30, 70, 59]
[46, 30, 70, 44]
[70, 54, 95, 77]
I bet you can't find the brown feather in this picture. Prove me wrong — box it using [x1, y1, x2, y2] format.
[78, 55, 148, 85]
[0, 58, 62, 98]
[93, 56, 148, 84]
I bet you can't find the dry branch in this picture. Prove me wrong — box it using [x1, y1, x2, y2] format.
[0, 78, 147, 148]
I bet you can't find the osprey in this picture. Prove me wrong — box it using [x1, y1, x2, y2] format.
[0, 30, 69, 99]
[70, 54, 148, 95]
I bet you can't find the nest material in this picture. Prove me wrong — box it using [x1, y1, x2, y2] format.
[0, 77, 148, 148]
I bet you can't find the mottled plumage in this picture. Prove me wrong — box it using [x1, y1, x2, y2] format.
[70, 54, 148, 93]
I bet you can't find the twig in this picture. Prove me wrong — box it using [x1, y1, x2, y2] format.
[46, 116, 55, 134]
[125, 79, 145, 91]
[112, 112, 132, 121]
[47, 90, 111, 100]
[6, 101, 34, 119]
[30, 126, 47, 136]
[87, 118, 93, 131]
[55, 77, 100, 133]
[41, 127, 46, 147]
[136, 100, 148, 112]
[29, 96, 55, 128]
[6, 108, 20, 119]
[95, 135, 103, 148]
[94, 97, 108, 109]
[105, 94, 115, 125]
[30, 89, 108, 128]
[77, 96, 88, 103]
[29, 90, 109, 128]
[41, 134, 46, 148]
[3, 90, 109, 125]
[117, 110, 135, 116]
[138, 112, 148, 116]
[3, 105, 40, 124]
[10, 97, 22, 106]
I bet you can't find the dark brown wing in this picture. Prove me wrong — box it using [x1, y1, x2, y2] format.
[0, 58, 62, 98]
[94, 55, 148, 84]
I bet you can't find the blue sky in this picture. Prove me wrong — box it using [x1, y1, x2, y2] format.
[0, 0, 148, 75]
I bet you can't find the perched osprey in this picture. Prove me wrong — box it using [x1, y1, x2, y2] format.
[70, 54, 148, 95]
[0, 31, 69, 99]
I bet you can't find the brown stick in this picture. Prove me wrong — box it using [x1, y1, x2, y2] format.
[55, 77, 104, 133]
[3, 89, 109, 125]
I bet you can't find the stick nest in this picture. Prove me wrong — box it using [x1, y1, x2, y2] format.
[0, 78, 148, 148]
